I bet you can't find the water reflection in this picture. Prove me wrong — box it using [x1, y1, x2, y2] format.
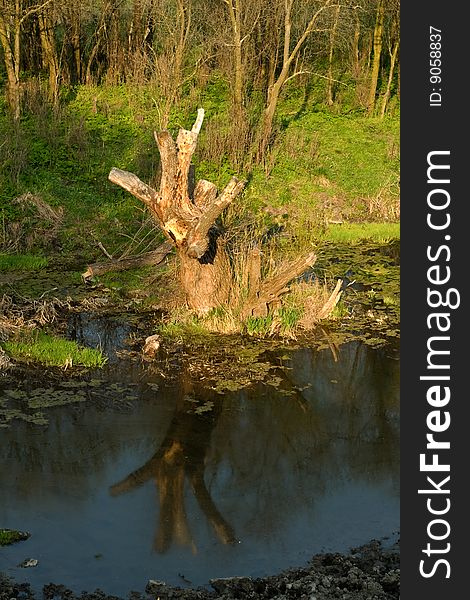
[110, 385, 236, 552]
[67, 312, 132, 362]
[0, 341, 399, 595]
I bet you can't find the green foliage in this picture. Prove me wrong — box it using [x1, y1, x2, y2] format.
[278, 306, 302, 333]
[2, 332, 107, 368]
[244, 315, 274, 337]
[156, 315, 208, 339]
[0, 253, 49, 271]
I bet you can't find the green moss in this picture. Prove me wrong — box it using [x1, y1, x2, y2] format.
[2, 332, 107, 368]
[0, 529, 30, 546]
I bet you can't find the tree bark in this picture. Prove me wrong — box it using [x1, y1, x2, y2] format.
[367, 0, 385, 116]
[38, 5, 59, 104]
[0, 1, 22, 120]
[379, 38, 399, 118]
[326, 5, 340, 106]
[224, 0, 244, 113]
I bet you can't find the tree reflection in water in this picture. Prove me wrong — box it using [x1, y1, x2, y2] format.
[109, 381, 236, 553]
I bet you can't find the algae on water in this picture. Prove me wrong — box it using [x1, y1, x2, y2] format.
[0, 529, 30, 546]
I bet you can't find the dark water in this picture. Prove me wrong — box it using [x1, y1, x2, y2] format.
[0, 329, 399, 596]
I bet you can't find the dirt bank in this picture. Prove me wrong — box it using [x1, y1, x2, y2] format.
[1, 540, 399, 600]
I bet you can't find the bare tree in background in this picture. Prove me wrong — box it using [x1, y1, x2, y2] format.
[366, 0, 383, 115]
[0, 0, 54, 119]
[255, 0, 338, 161]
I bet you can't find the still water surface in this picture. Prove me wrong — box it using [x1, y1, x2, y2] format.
[0, 339, 399, 596]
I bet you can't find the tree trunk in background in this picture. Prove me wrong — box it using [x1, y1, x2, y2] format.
[0, 3, 21, 120]
[256, 0, 335, 161]
[326, 4, 340, 106]
[85, 2, 114, 85]
[106, 10, 121, 83]
[367, 0, 384, 116]
[38, 7, 60, 104]
[379, 39, 399, 118]
[224, 0, 244, 114]
[257, 79, 282, 160]
[61, 3, 82, 83]
[351, 10, 360, 78]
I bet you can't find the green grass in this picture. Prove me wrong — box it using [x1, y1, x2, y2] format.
[0, 253, 49, 271]
[156, 315, 209, 339]
[244, 315, 274, 337]
[245, 111, 399, 216]
[2, 332, 107, 368]
[278, 306, 302, 334]
[0, 80, 399, 260]
[321, 222, 400, 243]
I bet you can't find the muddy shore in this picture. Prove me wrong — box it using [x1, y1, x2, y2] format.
[1, 540, 399, 600]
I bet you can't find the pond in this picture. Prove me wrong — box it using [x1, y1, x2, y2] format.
[0, 328, 399, 596]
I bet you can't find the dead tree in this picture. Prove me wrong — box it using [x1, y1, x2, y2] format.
[109, 108, 316, 315]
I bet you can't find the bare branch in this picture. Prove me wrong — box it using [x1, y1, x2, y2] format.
[186, 177, 246, 259]
[82, 242, 173, 281]
[109, 168, 162, 217]
[284, 70, 350, 87]
[19, 0, 53, 26]
[285, 0, 335, 71]
[191, 107, 205, 135]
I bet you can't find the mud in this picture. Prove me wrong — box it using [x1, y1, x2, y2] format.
[0, 540, 399, 600]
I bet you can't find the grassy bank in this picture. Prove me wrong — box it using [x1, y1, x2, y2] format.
[2, 332, 107, 368]
[0, 81, 399, 261]
[0, 81, 399, 345]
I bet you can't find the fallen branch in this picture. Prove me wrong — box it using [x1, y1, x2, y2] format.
[82, 241, 173, 280]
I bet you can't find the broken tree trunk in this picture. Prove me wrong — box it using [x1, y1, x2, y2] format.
[109, 109, 245, 314]
[109, 108, 316, 315]
[82, 241, 173, 280]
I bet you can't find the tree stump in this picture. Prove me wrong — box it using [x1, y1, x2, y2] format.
[109, 109, 245, 314]
[109, 109, 316, 316]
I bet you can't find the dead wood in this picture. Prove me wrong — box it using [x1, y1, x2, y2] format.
[243, 251, 317, 317]
[317, 278, 343, 319]
[82, 241, 172, 280]
[108, 109, 320, 318]
[109, 108, 246, 313]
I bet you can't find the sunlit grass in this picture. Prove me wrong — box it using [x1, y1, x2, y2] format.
[0, 253, 49, 271]
[322, 222, 400, 243]
[2, 332, 107, 368]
